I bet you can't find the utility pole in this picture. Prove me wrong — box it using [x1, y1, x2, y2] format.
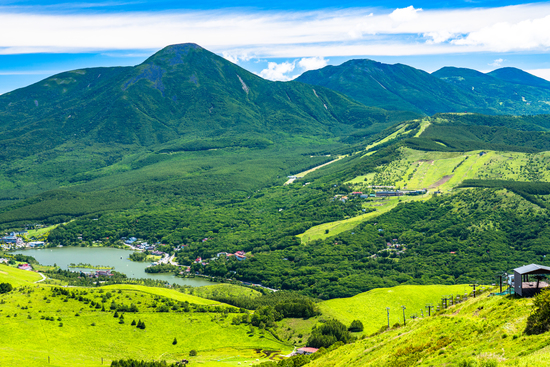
[386, 307, 390, 330]
[401, 305, 406, 326]
[441, 296, 449, 309]
[426, 304, 434, 316]
[470, 283, 478, 298]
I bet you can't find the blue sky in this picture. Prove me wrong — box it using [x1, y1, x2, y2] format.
[2, 0, 550, 94]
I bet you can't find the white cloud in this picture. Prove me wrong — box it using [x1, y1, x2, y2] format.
[222, 51, 252, 64]
[389, 6, 423, 22]
[1, 3, 550, 57]
[423, 31, 456, 44]
[259, 56, 329, 81]
[489, 58, 504, 67]
[298, 56, 328, 72]
[259, 61, 296, 81]
[452, 15, 550, 51]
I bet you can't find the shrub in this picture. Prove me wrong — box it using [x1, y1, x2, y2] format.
[348, 319, 364, 332]
[189, 350, 197, 356]
[0, 282, 13, 294]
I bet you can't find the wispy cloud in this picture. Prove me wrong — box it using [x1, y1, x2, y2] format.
[489, 58, 504, 67]
[0, 3, 550, 57]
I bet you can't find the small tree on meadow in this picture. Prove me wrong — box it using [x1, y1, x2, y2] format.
[348, 319, 364, 332]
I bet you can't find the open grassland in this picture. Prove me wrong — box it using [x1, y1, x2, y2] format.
[363, 123, 410, 153]
[318, 284, 473, 335]
[350, 148, 550, 191]
[0, 269, 291, 366]
[298, 194, 429, 244]
[0, 264, 43, 285]
[414, 119, 431, 137]
[306, 291, 548, 367]
[24, 223, 64, 241]
[99, 284, 221, 306]
[189, 284, 262, 299]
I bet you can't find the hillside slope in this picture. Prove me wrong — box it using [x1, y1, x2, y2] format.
[306, 292, 545, 367]
[0, 264, 291, 366]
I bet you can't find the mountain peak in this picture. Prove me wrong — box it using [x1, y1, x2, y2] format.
[141, 43, 206, 66]
[488, 67, 550, 89]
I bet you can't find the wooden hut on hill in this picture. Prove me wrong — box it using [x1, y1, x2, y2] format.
[513, 264, 550, 297]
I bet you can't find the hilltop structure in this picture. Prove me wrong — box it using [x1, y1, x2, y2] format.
[513, 264, 550, 297]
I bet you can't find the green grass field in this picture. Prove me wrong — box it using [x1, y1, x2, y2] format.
[318, 284, 474, 335]
[351, 148, 550, 191]
[0, 268, 291, 367]
[24, 223, 64, 241]
[314, 147, 550, 243]
[307, 290, 550, 367]
[189, 284, 262, 299]
[0, 264, 43, 285]
[298, 194, 430, 244]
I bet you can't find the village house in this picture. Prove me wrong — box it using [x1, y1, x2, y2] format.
[18, 263, 32, 271]
[296, 347, 318, 355]
[235, 251, 247, 261]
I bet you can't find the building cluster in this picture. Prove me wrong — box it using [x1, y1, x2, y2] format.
[216, 250, 247, 261]
[334, 189, 427, 203]
[81, 269, 113, 277]
[123, 237, 158, 251]
[0, 232, 27, 250]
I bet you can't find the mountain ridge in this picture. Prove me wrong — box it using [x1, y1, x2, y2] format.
[297, 58, 550, 116]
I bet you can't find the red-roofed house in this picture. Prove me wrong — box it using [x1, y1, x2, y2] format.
[18, 263, 32, 271]
[297, 347, 318, 355]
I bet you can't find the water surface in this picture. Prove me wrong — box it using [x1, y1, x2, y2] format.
[14, 246, 213, 287]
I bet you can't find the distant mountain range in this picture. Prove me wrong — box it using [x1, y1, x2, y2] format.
[296, 59, 550, 115]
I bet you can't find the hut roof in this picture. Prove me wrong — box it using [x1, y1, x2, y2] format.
[514, 264, 550, 275]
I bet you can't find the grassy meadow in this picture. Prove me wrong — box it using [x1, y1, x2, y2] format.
[0, 265, 291, 367]
[318, 284, 475, 335]
[307, 291, 549, 367]
[297, 194, 429, 244]
[350, 148, 550, 191]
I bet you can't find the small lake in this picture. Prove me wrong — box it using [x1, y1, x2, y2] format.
[13, 246, 215, 287]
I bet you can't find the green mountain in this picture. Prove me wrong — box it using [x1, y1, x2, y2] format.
[296, 59, 550, 115]
[295, 59, 484, 115]
[488, 67, 550, 89]
[0, 44, 413, 161]
[433, 66, 550, 115]
[0, 43, 419, 225]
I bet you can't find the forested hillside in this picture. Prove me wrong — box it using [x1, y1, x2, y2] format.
[296, 59, 550, 115]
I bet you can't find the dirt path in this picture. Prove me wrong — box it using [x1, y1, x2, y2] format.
[284, 156, 344, 185]
[429, 174, 454, 189]
[35, 272, 47, 283]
